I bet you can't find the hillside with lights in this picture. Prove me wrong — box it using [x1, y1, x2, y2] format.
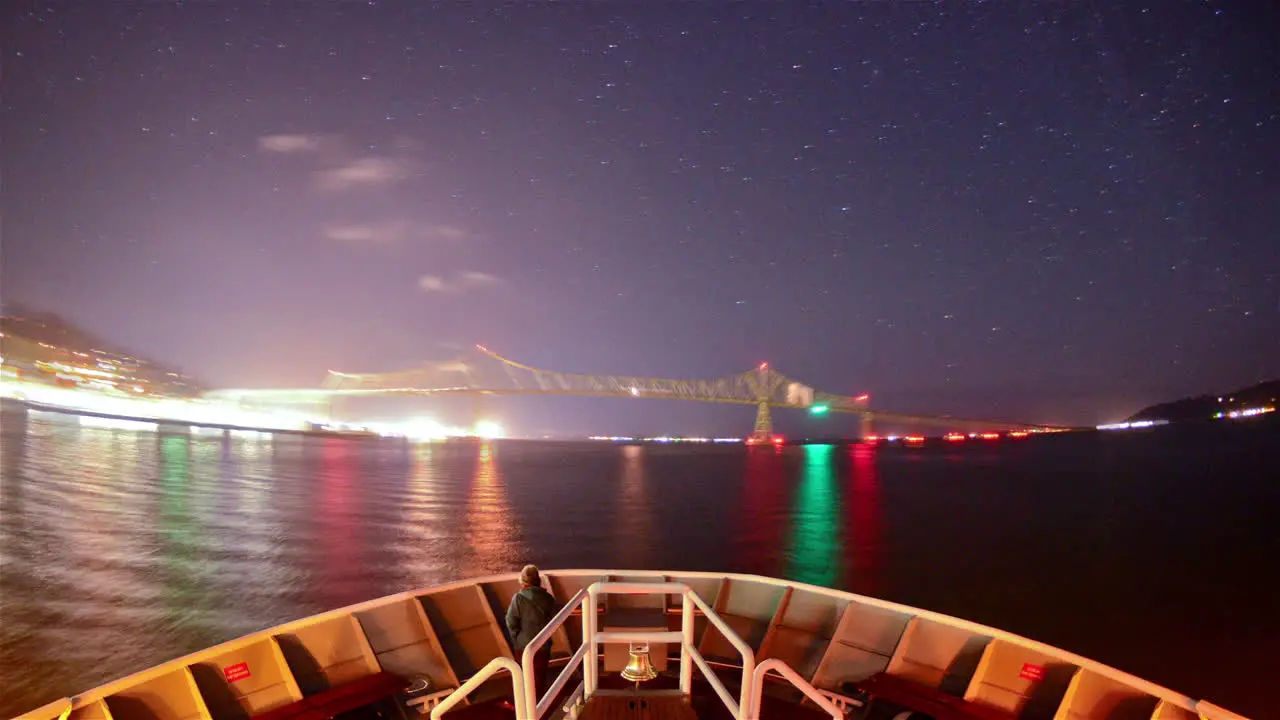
[1127, 380, 1278, 424]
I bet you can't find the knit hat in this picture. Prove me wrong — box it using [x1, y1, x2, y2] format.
[520, 564, 541, 587]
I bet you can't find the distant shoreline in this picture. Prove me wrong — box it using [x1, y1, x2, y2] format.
[1127, 378, 1278, 424]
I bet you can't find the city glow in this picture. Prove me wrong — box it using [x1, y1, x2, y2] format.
[2, 378, 315, 432]
[363, 417, 461, 441]
[1, 376, 507, 440]
[401, 418, 451, 440]
[474, 420, 505, 439]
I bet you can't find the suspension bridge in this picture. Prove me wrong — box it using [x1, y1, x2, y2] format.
[202, 345, 1058, 440]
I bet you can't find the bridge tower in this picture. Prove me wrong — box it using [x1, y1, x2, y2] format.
[747, 362, 781, 444]
[750, 402, 774, 443]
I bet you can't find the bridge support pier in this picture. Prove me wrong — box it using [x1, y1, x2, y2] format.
[749, 402, 775, 443]
[860, 413, 873, 441]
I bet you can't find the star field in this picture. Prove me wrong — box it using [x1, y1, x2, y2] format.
[3, 2, 1276, 433]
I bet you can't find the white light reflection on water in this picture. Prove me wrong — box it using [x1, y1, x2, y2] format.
[613, 444, 655, 569]
[462, 441, 525, 576]
[394, 443, 458, 587]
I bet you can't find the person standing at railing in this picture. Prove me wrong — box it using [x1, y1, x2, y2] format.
[506, 564, 562, 702]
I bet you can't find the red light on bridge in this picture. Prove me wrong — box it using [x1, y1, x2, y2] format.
[772, 435, 784, 445]
[759, 362, 769, 370]
[855, 394, 870, 402]
[980, 433, 1000, 440]
[864, 435, 880, 444]
[944, 433, 965, 442]
[476, 344, 489, 352]
[905, 436, 925, 444]
[1008, 431, 1029, 438]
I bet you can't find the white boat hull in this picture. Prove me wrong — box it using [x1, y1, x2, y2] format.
[12, 570, 1249, 720]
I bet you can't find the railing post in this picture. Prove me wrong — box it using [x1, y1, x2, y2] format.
[429, 657, 526, 720]
[584, 585, 599, 696]
[523, 655, 537, 720]
[680, 591, 694, 696]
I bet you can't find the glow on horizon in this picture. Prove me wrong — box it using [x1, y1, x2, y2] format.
[474, 420, 505, 439]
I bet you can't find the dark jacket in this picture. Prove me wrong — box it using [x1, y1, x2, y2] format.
[505, 586, 560, 654]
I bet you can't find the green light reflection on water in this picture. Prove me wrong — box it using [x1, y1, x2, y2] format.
[785, 444, 842, 588]
[158, 434, 204, 627]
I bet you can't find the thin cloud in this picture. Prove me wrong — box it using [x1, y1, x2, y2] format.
[323, 223, 383, 242]
[418, 275, 447, 292]
[418, 271, 503, 293]
[323, 221, 466, 243]
[424, 224, 466, 240]
[258, 134, 324, 153]
[259, 132, 420, 193]
[314, 156, 412, 191]
[460, 271, 500, 285]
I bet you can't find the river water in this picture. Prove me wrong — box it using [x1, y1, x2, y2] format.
[1, 409, 1277, 719]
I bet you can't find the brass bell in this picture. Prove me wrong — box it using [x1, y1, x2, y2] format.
[620, 643, 657, 683]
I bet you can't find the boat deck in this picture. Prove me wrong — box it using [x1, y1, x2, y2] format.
[425, 670, 839, 719]
[581, 673, 838, 720]
[578, 696, 697, 720]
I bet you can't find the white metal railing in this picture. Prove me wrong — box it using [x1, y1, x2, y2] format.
[509, 580, 760, 719]
[682, 585, 757, 715]
[432, 579, 875, 719]
[814, 690, 864, 716]
[521, 587, 590, 717]
[749, 658, 845, 719]
[404, 688, 459, 715]
[428, 656, 526, 720]
[560, 680, 587, 719]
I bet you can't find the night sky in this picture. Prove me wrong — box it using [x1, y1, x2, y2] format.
[4, 2, 1276, 435]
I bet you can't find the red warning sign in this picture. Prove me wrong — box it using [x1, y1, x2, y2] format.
[1019, 663, 1045, 682]
[223, 662, 251, 682]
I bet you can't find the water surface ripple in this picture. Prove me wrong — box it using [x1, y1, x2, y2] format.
[2, 411, 1276, 719]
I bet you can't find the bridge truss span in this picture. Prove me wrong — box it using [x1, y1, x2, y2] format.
[321, 345, 857, 408]
[207, 345, 1056, 437]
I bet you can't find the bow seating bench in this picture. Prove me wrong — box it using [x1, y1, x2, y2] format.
[251, 672, 409, 720]
[857, 673, 1015, 720]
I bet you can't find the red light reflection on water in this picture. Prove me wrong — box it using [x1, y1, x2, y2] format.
[317, 439, 361, 608]
[846, 442, 883, 596]
[736, 444, 787, 576]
